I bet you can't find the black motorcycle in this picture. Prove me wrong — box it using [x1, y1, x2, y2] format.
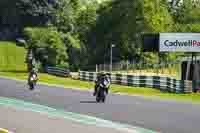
[28, 72, 38, 90]
[96, 78, 110, 103]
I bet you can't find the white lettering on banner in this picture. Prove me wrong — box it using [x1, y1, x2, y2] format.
[159, 33, 200, 52]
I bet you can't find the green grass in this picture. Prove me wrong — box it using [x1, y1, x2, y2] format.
[0, 41, 26, 71]
[0, 41, 200, 103]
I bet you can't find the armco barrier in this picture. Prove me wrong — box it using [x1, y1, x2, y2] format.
[79, 71, 193, 94]
[46, 67, 70, 77]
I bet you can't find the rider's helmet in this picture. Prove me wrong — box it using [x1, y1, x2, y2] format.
[98, 72, 104, 77]
[105, 73, 110, 79]
[105, 72, 110, 76]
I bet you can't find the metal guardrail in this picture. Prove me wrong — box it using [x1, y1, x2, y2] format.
[79, 71, 194, 94]
[46, 67, 70, 77]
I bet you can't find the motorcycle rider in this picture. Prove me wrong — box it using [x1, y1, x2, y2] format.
[93, 72, 111, 96]
[93, 73, 103, 96]
[28, 67, 38, 86]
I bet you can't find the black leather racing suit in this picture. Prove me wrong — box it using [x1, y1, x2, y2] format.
[28, 70, 38, 84]
[93, 74, 109, 96]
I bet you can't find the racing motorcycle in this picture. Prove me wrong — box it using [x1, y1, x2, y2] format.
[96, 78, 110, 103]
[28, 72, 38, 90]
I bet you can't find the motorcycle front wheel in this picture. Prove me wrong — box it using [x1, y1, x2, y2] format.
[100, 90, 106, 103]
[96, 88, 106, 103]
[96, 96, 100, 103]
[29, 82, 35, 90]
[102, 96, 105, 103]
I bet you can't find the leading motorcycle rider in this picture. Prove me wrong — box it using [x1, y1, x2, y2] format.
[93, 72, 111, 96]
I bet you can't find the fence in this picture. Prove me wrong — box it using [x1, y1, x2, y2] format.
[97, 56, 199, 72]
[46, 67, 70, 77]
[96, 62, 181, 79]
[79, 71, 194, 94]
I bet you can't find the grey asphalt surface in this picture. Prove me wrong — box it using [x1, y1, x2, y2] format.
[0, 77, 200, 133]
[0, 105, 128, 133]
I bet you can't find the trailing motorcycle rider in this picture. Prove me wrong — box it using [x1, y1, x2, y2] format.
[26, 47, 38, 90]
[28, 67, 38, 90]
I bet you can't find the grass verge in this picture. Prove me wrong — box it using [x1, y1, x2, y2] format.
[0, 41, 26, 72]
[0, 71, 200, 103]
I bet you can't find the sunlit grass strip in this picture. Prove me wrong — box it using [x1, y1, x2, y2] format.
[0, 41, 26, 72]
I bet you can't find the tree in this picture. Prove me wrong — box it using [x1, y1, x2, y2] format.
[51, 0, 80, 32]
[82, 0, 142, 66]
[0, 0, 56, 28]
[169, 0, 200, 24]
[143, 0, 174, 32]
[24, 27, 69, 70]
[0, 0, 81, 31]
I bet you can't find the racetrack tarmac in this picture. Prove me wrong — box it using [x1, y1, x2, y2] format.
[0, 105, 133, 133]
[0, 77, 200, 133]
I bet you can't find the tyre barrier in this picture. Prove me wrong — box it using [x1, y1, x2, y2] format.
[79, 71, 194, 94]
[46, 67, 70, 77]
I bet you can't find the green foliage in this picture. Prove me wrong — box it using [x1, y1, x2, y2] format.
[174, 24, 200, 32]
[64, 33, 82, 71]
[143, 0, 174, 32]
[24, 27, 68, 67]
[51, 0, 74, 30]
[76, 4, 98, 40]
[69, 2, 99, 68]
[0, 0, 81, 29]
[0, 0, 55, 28]
[23, 27, 49, 48]
[81, 0, 141, 65]
[50, 0, 83, 34]
[174, 0, 200, 24]
[56, 62, 69, 69]
[64, 33, 81, 49]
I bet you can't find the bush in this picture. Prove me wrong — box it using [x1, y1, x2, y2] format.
[23, 27, 69, 69]
[56, 62, 69, 69]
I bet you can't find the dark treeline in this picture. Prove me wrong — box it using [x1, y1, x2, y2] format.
[0, 0, 200, 71]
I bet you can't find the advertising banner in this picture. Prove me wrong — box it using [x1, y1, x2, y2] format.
[159, 33, 200, 52]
